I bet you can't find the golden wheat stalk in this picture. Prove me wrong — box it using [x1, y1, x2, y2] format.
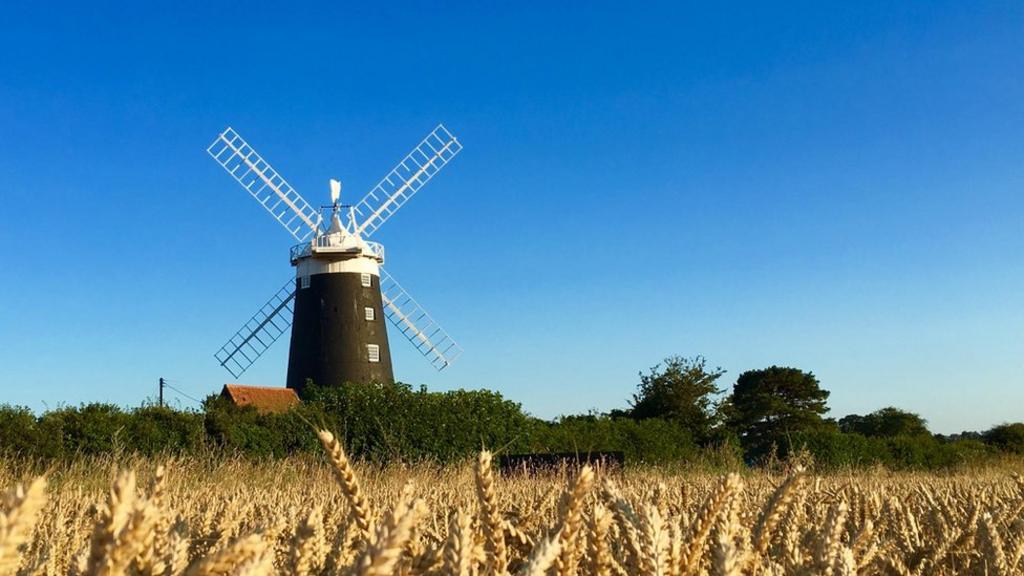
[552, 466, 594, 576]
[601, 480, 642, 573]
[815, 498, 849, 576]
[712, 517, 743, 576]
[750, 467, 805, 561]
[290, 505, 324, 576]
[183, 533, 268, 576]
[979, 513, 1008, 576]
[639, 504, 670, 575]
[443, 508, 476, 576]
[85, 470, 139, 576]
[317, 429, 374, 542]
[353, 483, 426, 576]
[517, 533, 562, 576]
[586, 503, 613, 576]
[682, 472, 743, 574]
[476, 450, 508, 575]
[0, 476, 47, 576]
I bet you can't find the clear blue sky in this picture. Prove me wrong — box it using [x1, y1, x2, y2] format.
[1, 2, 1021, 433]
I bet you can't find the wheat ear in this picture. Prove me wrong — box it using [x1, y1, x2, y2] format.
[979, 513, 1008, 576]
[553, 466, 594, 576]
[138, 464, 170, 576]
[816, 499, 849, 576]
[291, 505, 325, 576]
[712, 511, 744, 576]
[587, 503, 613, 576]
[355, 486, 426, 576]
[183, 533, 268, 576]
[712, 472, 748, 576]
[109, 498, 160, 575]
[639, 503, 670, 576]
[0, 476, 47, 576]
[476, 450, 508, 575]
[317, 429, 374, 542]
[601, 480, 642, 573]
[518, 533, 563, 576]
[230, 547, 275, 576]
[443, 508, 475, 576]
[750, 467, 805, 562]
[683, 473, 743, 574]
[85, 470, 139, 576]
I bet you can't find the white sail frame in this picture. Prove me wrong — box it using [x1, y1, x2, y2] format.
[353, 125, 462, 238]
[208, 127, 322, 241]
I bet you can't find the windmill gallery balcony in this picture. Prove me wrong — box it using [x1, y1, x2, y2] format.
[289, 237, 385, 264]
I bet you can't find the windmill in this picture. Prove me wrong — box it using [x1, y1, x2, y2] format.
[206, 125, 464, 394]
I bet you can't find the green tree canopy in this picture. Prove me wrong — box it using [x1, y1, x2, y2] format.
[983, 423, 1024, 454]
[838, 407, 930, 438]
[728, 366, 830, 459]
[627, 355, 725, 443]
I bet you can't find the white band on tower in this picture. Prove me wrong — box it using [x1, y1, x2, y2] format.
[297, 256, 381, 278]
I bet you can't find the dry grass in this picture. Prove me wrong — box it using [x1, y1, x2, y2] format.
[0, 431, 1023, 575]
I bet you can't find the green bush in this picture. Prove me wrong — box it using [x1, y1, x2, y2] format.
[781, 429, 886, 469]
[943, 438, 995, 466]
[0, 405, 41, 457]
[528, 414, 698, 465]
[38, 403, 132, 456]
[984, 423, 1024, 454]
[22, 403, 207, 458]
[781, 429, 996, 471]
[127, 406, 205, 455]
[838, 407, 930, 438]
[304, 383, 534, 462]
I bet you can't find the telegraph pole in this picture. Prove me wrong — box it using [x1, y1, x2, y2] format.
[159, 377, 165, 408]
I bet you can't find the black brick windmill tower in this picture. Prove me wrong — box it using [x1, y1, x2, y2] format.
[206, 125, 464, 393]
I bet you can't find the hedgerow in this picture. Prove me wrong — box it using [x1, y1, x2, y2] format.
[0, 382, 1017, 470]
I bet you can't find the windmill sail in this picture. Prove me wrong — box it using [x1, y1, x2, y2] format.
[353, 125, 462, 237]
[207, 127, 322, 241]
[379, 269, 463, 370]
[215, 278, 296, 378]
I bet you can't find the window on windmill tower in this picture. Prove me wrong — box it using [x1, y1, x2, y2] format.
[360, 273, 372, 287]
[367, 344, 380, 363]
[364, 307, 375, 321]
[300, 275, 310, 289]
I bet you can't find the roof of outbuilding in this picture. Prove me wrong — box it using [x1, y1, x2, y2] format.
[221, 384, 300, 414]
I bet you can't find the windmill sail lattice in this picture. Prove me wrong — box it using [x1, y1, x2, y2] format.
[214, 278, 296, 378]
[353, 125, 462, 238]
[207, 127, 322, 241]
[379, 269, 463, 370]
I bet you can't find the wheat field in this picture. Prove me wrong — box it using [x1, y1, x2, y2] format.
[1, 429, 1022, 576]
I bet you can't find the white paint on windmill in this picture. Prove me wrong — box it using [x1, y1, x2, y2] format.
[296, 258, 380, 277]
[207, 124, 465, 392]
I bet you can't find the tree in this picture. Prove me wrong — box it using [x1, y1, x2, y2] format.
[838, 407, 930, 438]
[983, 423, 1024, 454]
[728, 366, 830, 459]
[628, 355, 725, 443]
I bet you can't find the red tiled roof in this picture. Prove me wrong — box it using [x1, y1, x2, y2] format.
[221, 384, 300, 414]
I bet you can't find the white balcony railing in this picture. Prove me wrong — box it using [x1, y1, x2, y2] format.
[290, 237, 385, 264]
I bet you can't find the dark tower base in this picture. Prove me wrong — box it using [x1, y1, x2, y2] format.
[285, 271, 394, 396]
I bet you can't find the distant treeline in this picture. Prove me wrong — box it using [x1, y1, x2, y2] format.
[0, 387, 704, 466]
[1, 356, 1021, 470]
